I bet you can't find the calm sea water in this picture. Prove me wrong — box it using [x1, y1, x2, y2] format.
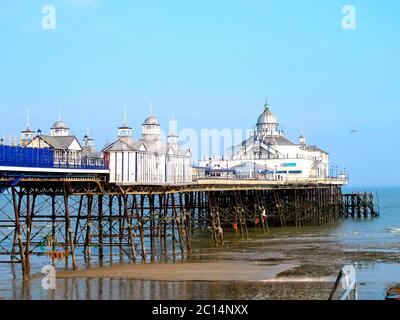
[0, 187, 399, 300]
[337, 186, 400, 299]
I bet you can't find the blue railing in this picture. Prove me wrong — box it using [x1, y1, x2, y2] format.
[0, 145, 108, 171]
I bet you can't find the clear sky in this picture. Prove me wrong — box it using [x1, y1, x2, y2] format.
[0, 0, 399, 187]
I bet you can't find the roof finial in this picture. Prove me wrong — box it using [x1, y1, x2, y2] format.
[301, 123, 304, 136]
[264, 98, 270, 111]
[169, 115, 178, 136]
[149, 102, 154, 115]
[26, 108, 30, 128]
[86, 121, 90, 137]
[123, 104, 127, 126]
[264, 98, 269, 112]
[58, 109, 61, 121]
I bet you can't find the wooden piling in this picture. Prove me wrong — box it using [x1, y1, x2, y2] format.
[98, 194, 104, 260]
[123, 194, 136, 262]
[108, 195, 113, 263]
[137, 194, 147, 262]
[84, 195, 93, 261]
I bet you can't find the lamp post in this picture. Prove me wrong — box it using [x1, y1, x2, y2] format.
[37, 129, 42, 147]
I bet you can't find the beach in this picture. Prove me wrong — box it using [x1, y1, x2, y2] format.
[0, 187, 399, 300]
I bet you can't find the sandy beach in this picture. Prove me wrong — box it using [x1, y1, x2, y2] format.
[57, 261, 299, 282]
[48, 225, 400, 300]
[3, 215, 399, 300]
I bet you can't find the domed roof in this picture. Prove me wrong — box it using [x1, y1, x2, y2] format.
[143, 116, 160, 126]
[257, 104, 278, 125]
[52, 120, 69, 129]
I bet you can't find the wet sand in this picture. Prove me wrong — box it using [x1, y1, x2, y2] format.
[58, 261, 298, 282]
[4, 219, 400, 300]
[49, 227, 400, 300]
[54, 260, 338, 300]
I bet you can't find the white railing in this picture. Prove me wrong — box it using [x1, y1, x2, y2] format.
[192, 175, 348, 185]
[113, 173, 192, 185]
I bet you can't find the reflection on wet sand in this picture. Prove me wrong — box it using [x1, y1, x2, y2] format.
[21, 277, 333, 300]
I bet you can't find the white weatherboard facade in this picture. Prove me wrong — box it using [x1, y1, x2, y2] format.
[103, 114, 192, 185]
[199, 102, 329, 180]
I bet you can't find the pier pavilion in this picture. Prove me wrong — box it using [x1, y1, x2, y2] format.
[199, 101, 330, 180]
[103, 112, 192, 185]
[25, 116, 103, 167]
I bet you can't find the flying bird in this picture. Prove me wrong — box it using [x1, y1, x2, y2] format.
[348, 129, 359, 135]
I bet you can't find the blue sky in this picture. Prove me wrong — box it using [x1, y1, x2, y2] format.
[0, 0, 399, 186]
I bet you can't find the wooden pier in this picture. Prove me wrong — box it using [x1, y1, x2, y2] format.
[341, 192, 378, 218]
[0, 176, 378, 279]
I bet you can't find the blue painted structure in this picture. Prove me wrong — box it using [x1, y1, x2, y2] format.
[0, 145, 108, 170]
[0, 145, 53, 168]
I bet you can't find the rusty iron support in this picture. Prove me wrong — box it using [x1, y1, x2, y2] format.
[63, 186, 78, 271]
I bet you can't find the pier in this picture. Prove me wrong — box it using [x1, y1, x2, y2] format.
[0, 169, 378, 279]
[0, 103, 379, 279]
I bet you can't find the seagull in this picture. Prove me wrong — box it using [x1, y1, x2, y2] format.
[348, 129, 359, 135]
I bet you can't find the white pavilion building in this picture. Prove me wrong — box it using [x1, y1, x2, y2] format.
[103, 110, 192, 185]
[26, 117, 84, 165]
[198, 101, 329, 180]
[24, 115, 103, 167]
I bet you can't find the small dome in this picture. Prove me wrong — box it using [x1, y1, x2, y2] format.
[257, 105, 278, 125]
[143, 116, 160, 126]
[52, 120, 69, 129]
